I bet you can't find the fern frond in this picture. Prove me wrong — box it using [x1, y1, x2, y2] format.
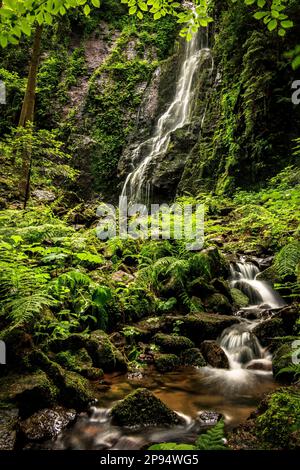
[196, 420, 227, 451]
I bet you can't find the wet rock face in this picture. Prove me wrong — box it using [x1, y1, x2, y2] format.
[111, 388, 182, 427]
[200, 340, 229, 369]
[20, 407, 76, 442]
[0, 408, 19, 450]
[180, 348, 207, 367]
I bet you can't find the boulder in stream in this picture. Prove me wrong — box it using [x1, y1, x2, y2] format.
[20, 406, 76, 441]
[154, 353, 180, 372]
[153, 333, 194, 354]
[111, 388, 182, 427]
[200, 340, 229, 369]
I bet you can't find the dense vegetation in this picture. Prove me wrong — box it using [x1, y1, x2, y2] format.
[0, 0, 299, 452]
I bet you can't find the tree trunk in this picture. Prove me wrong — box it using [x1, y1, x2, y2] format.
[19, 25, 43, 209]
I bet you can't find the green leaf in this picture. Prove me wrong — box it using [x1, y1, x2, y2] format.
[137, 10, 143, 19]
[268, 19, 277, 31]
[129, 6, 137, 14]
[281, 20, 294, 29]
[83, 4, 91, 15]
[292, 55, 300, 70]
[91, 0, 100, 6]
[278, 28, 286, 37]
[253, 11, 267, 20]
[153, 11, 161, 19]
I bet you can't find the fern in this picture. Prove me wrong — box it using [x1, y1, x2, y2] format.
[274, 241, 300, 279]
[277, 363, 300, 380]
[148, 443, 196, 450]
[195, 420, 227, 450]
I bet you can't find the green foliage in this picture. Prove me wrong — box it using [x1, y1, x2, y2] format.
[195, 420, 227, 450]
[274, 241, 300, 278]
[149, 420, 226, 450]
[256, 388, 300, 447]
[149, 443, 196, 450]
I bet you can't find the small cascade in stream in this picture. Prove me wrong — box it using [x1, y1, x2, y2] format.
[203, 258, 285, 392]
[121, 29, 213, 206]
[229, 257, 286, 309]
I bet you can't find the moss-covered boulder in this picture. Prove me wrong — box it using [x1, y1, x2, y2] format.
[55, 349, 104, 380]
[272, 343, 295, 383]
[180, 348, 207, 367]
[253, 318, 285, 346]
[255, 387, 300, 448]
[0, 408, 19, 450]
[192, 247, 230, 279]
[59, 371, 95, 409]
[28, 350, 95, 409]
[49, 330, 127, 373]
[166, 313, 238, 344]
[206, 293, 232, 315]
[0, 371, 58, 416]
[154, 353, 180, 372]
[0, 328, 33, 366]
[230, 288, 249, 308]
[200, 340, 229, 369]
[153, 333, 194, 354]
[111, 388, 182, 427]
[87, 330, 127, 372]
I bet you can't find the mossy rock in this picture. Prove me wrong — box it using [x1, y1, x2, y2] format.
[49, 331, 127, 373]
[187, 277, 216, 299]
[253, 318, 285, 347]
[166, 313, 238, 344]
[200, 340, 229, 369]
[57, 371, 94, 410]
[0, 371, 58, 416]
[29, 350, 95, 409]
[87, 330, 127, 372]
[55, 349, 103, 380]
[154, 353, 180, 372]
[272, 343, 295, 383]
[0, 328, 33, 366]
[153, 333, 194, 354]
[111, 388, 182, 427]
[230, 288, 249, 308]
[180, 348, 206, 367]
[206, 293, 232, 315]
[255, 387, 300, 448]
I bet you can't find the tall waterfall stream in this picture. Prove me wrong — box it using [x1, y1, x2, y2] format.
[50, 27, 285, 448]
[52, 259, 283, 450]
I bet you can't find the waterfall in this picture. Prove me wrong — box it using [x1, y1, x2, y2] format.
[230, 257, 285, 309]
[121, 31, 213, 205]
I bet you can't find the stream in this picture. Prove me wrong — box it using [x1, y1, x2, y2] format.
[51, 259, 284, 450]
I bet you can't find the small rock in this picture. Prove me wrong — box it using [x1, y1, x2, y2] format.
[246, 360, 272, 371]
[20, 406, 76, 441]
[111, 270, 134, 283]
[196, 411, 223, 427]
[32, 189, 56, 202]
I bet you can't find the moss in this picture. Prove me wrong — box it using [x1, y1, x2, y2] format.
[55, 348, 104, 380]
[154, 353, 180, 373]
[230, 287, 249, 308]
[272, 343, 295, 384]
[255, 388, 300, 448]
[0, 371, 58, 416]
[87, 330, 127, 372]
[170, 313, 238, 344]
[111, 388, 181, 427]
[180, 348, 207, 367]
[206, 293, 232, 315]
[59, 370, 94, 410]
[153, 333, 194, 354]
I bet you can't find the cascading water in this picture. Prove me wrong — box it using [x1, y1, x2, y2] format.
[121, 31, 214, 206]
[203, 258, 285, 392]
[230, 257, 285, 309]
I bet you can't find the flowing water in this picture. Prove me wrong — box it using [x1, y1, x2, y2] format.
[120, 32, 214, 206]
[52, 259, 284, 450]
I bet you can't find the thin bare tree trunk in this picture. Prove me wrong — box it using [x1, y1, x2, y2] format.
[19, 25, 43, 209]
